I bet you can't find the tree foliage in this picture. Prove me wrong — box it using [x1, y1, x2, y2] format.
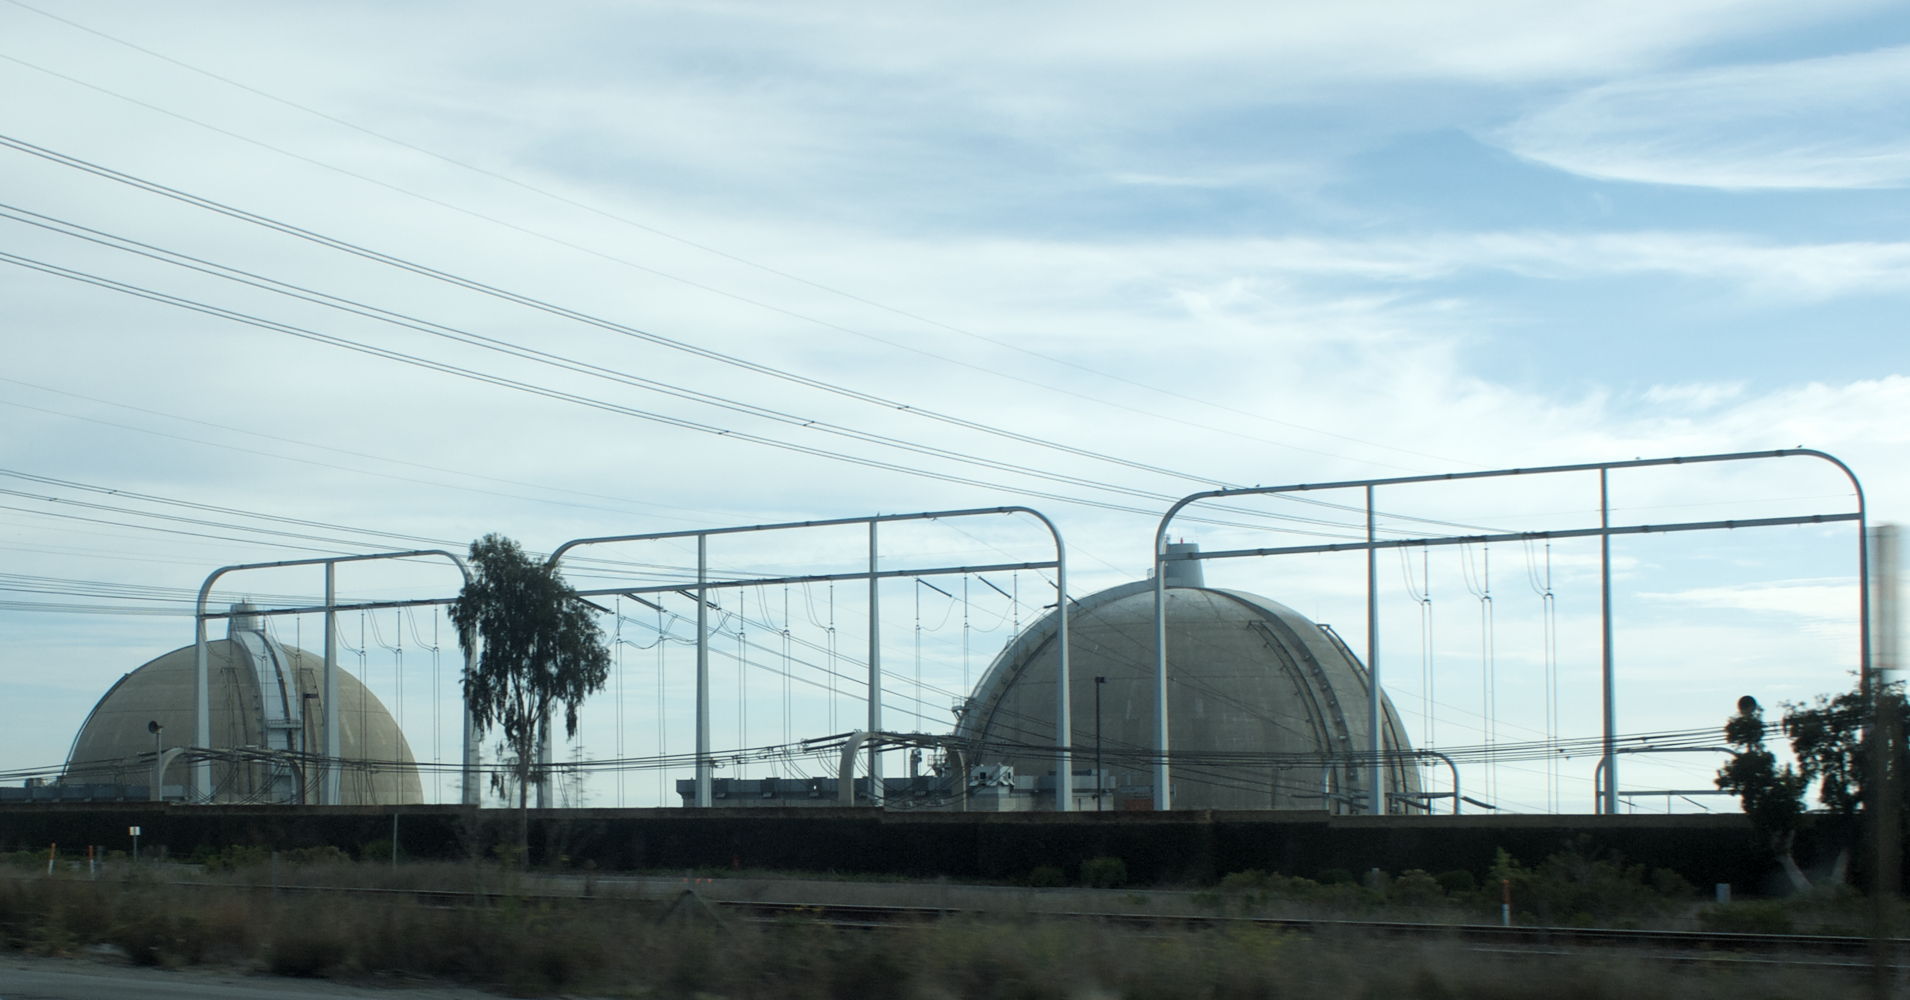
[1716, 682, 1910, 889]
[1716, 705, 1810, 886]
[1786, 689, 1874, 817]
[450, 533, 610, 856]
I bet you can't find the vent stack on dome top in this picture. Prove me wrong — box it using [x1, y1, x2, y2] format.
[1162, 541, 1205, 588]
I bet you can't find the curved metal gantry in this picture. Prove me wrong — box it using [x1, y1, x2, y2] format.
[192, 550, 476, 805]
[548, 506, 1072, 810]
[1152, 449, 1866, 814]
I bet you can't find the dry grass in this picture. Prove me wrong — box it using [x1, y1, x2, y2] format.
[0, 864, 1851, 998]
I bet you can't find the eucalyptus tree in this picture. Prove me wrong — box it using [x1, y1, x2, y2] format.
[451, 533, 610, 863]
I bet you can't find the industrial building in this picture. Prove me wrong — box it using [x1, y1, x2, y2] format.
[954, 544, 1423, 812]
[679, 545, 1424, 813]
[57, 605, 422, 805]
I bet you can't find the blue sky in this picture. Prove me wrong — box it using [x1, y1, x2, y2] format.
[1, 0, 1905, 812]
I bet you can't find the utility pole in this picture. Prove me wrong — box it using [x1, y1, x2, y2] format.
[1094, 676, 1106, 811]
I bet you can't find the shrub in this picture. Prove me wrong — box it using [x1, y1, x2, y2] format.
[267, 927, 349, 978]
[1080, 856, 1127, 888]
[199, 844, 270, 872]
[1433, 869, 1477, 895]
[1489, 842, 1693, 925]
[1026, 865, 1066, 888]
[1698, 900, 1794, 934]
[282, 845, 352, 866]
[1389, 869, 1444, 906]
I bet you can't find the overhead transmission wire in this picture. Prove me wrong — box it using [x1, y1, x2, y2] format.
[402, 606, 445, 804]
[0, 264, 1421, 560]
[1397, 545, 1434, 747]
[0, 243, 1366, 539]
[0, 142, 1493, 543]
[27, 718, 1727, 813]
[0, 204, 1272, 516]
[0, 146, 1268, 494]
[0, 375, 731, 524]
[0, 8, 1474, 475]
[1524, 539, 1561, 812]
[1459, 542, 1496, 800]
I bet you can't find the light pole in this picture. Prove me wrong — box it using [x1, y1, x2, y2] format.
[147, 721, 163, 800]
[1094, 676, 1106, 811]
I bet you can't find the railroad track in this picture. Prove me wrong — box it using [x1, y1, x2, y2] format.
[101, 877, 1903, 965]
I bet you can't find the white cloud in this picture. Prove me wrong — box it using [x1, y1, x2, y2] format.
[1642, 382, 1745, 411]
[1643, 579, 1858, 623]
[1496, 45, 1910, 189]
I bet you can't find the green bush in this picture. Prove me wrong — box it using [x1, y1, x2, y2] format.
[1388, 869, 1444, 906]
[1026, 865, 1066, 888]
[1080, 856, 1127, 888]
[1433, 869, 1477, 895]
[282, 845, 352, 866]
[1489, 842, 1694, 925]
[199, 845, 269, 873]
[1698, 900, 1793, 934]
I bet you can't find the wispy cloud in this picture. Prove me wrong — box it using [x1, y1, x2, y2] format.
[1495, 45, 1910, 189]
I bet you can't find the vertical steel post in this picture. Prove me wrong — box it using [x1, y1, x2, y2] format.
[1366, 485, 1383, 816]
[460, 631, 478, 806]
[192, 613, 210, 801]
[695, 534, 712, 807]
[535, 726, 552, 808]
[1152, 533, 1171, 810]
[1868, 525, 1898, 1000]
[1094, 676, 1105, 811]
[868, 521, 883, 806]
[1599, 469, 1617, 816]
[1054, 541, 1072, 812]
[324, 563, 341, 806]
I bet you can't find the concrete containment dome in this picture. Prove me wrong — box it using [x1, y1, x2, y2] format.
[955, 552, 1421, 813]
[62, 608, 422, 805]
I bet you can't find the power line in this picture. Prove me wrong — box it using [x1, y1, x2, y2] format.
[0, 2, 1477, 474]
[0, 248, 1379, 536]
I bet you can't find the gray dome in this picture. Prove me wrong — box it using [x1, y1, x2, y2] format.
[956, 577, 1421, 813]
[63, 617, 421, 805]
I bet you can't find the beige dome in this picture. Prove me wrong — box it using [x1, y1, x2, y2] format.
[957, 572, 1421, 813]
[63, 616, 421, 805]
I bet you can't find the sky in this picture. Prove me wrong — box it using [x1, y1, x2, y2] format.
[2, 0, 1906, 815]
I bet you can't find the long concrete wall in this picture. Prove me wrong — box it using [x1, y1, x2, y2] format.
[0, 804, 1778, 888]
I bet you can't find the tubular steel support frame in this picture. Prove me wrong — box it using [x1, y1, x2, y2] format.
[192, 550, 476, 806]
[548, 506, 1070, 810]
[1152, 449, 1866, 814]
[1593, 746, 1738, 812]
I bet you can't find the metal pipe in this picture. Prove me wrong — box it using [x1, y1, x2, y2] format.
[1868, 525, 1897, 998]
[324, 562, 339, 806]
[547, 506, 1069, 812]
[695, 534, 712, 808]
[1418, 749, 1460, 815]
[1594, 746, 1736, 809]
[1147, 449, 1865, 820]
[1152, 531, 1171, 810]
[187, 550, 471, 808]
[1600, 469, 1616, 816]
[459, 615, 478, 807]
[1366, 484, 1382, 816]
[1094, 676, 1105, 811]
[1054, 530, 1072, 812]
[192, 601, 210, 801]
[867, 521, 883, 807]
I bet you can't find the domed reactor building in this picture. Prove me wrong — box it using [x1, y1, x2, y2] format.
[62, 606, 422, 805]
[956, 546, 1423, 813]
